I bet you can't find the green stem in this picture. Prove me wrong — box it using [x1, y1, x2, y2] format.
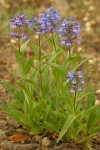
[51, 31, 57, 53]
[38, 34, 41, 57]
[51, 31, 59, 94]
[85, 143, 93, 150]
[73, 90, 77, 134]
[18, 38, 21, 51]
[68, 46, 71, 57]
[38, 34, 44, 101]
[73, 90, 77, 114]
[18, 27, 21, 51]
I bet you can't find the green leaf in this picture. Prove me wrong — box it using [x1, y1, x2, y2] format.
[43, 121, 59, 132]
[20, 39, 30, 52]
[9, 109, 24, 122]
[17, 83, 30, 105]
[0, 104, 24, 124]
[43, 105, 51, 120]
[41, 35, 52, 46]
[24, 57, 34, 74]
[15, 50, 26, 74]
[29, 127, 41, 135]
[42, 67, 49, 94]
[47, 63, 66, 74]
[72, 57, 93, 71]
[87, 85, 95, 108]
[1, 80, 23, 101]
[44, 35, 54, 45]
[68, 49, 83, 65]
[0, 104, 9, 114]
[57, 114, 76, 143]
[87, 106, 100, 133]
[41, 54, 51, 60]
[53, 111, 66, 121]
[85, 143, 93, 150]
[48, 50, 63, 63]
[31, 40, 39, 57]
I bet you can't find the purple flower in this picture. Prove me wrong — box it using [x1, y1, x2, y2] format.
[72, 79, 77, 85]
[68, 71, 75, 78]
[45, 6, 53, 13]
[61, 40, 72, 46]
[77, 71, 83, 78]
[21, 34, 28, 40]
[66, 78, 71, 83]
[77, 86, 82, 92]
[10, 14, 29, 28]
[58, 17, 80, 46]
[29, 7, 61, 34]
[61, 40, 66, 45]
[66, 71, 75, 83]
[10, 32, 20, 38]
[20, 14, 26, 19]
[10, 32, 28, 40]
[70, 88, 75, 93]
[66, 70, 84, 93]
[28, 17, 37, 28]
[80, 79, 84, 84]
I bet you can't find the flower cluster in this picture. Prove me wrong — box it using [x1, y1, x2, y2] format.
[66, 71, 84, 92]
[10, 14, 29, 28]
[29, 7, 61, 34]
[28, 17, 37, 27]
[9, 7, 80, 45]
[9, 14, 29, 40]
[58, 16, 80, 46]
[10, 32, 28, 40]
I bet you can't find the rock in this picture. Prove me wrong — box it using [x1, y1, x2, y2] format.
[30, 135, 42, 144]
[95, 100, 100, 106]
[35, 135, 42, 142]
[88, 59, 95, 64]
[41, 137, 51, 147]
[96, 89, 100, 94]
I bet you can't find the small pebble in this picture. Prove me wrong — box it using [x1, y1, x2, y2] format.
[35, 135, 42, 142]
[41, 137, 51, 146]
[95, 100, 100, 106]
[88, 59, 95, 64]
[88, 6, 96, 11]
[96, 89, 100, 94]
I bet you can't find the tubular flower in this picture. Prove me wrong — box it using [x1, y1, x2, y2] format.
[10, 32, 28, 40]
[10, 14, 29, 28]
[29, 7, 61, 34]
[58, 16, 80, 46]
[10, 32, 20, 39]
[66, 71, 84, 93]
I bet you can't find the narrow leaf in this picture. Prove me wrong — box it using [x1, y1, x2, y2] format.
[57, 114, 76, 143]
[20, 39, 30, 52]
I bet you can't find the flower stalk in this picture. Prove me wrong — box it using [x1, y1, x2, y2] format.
[18, 38, 21, 51]
[68, 46, 71, 57]
[51, 30, 57, 53]
[73, 90, 77, 113]
[38, 34, 44, 101]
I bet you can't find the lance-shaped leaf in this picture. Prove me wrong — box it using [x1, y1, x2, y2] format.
[57, 114, 76, 143]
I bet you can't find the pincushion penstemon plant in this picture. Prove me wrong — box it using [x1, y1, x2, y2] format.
[0, 7, 100, 149]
